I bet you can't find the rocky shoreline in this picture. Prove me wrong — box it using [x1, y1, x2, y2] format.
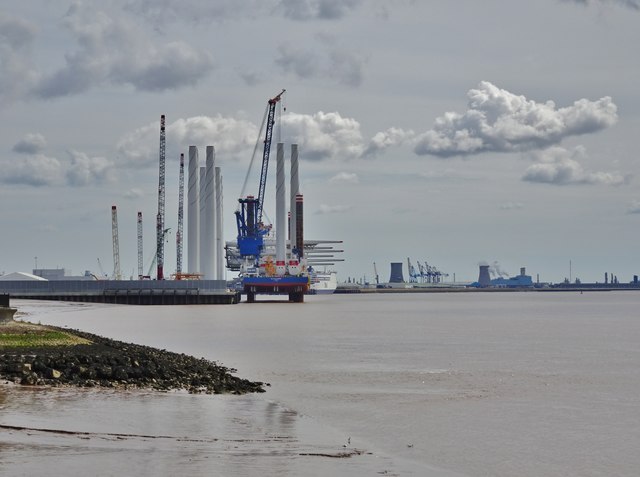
[0, 325, 266, 394]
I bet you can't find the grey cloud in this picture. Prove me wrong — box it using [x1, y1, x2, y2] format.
[0, 12, 36, 47]
[276, 43, 366, 87]
[279, 0, 362, 20]
[124, 0, 263, 25]
[414, 82, 618, 158]
[65, 150, 115, 186]
[125, 0, 361, 23]
[0, 13, 38, 105]
[522, 146, 629, 186]
[33, 4, 213, 99]
[328, 49, 365, 87]
[12, 133, 47, 154]
[275, 45, 318, 79]
[1, 136, 114, 187]
[627, 200, 640, 214]
[0, 154, 64, 186]
[563, 0, 640, 10]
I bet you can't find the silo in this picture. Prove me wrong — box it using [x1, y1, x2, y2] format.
[389, 262, 404, 283]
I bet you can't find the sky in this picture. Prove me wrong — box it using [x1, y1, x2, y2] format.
[1, 0, 639, 284]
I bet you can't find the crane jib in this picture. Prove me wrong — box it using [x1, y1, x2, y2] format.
[256, 90, 284, 224]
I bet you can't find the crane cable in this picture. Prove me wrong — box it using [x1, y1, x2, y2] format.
[237, 104, 269, 210]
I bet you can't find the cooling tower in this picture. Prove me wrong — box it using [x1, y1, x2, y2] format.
[389, 262, 404, 283]
[478, 265, 491, 287]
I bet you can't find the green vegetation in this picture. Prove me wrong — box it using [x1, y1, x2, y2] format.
[0, 323, 91, 348]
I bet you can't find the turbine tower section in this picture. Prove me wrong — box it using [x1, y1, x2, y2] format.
[203, 146, 216, 279]
[156, 114, 166, 280]
[187, 146, 200, 273]
[111, 205, 121, 280]
[137, 211, 143, 279]
[176, 153, 185, 275]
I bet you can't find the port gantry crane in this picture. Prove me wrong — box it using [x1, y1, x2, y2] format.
[235, 89, 286, 260]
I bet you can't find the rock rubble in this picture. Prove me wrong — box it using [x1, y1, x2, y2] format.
[0, 327, 266, 394]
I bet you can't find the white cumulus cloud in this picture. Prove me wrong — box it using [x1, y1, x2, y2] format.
[283, 111, 366, 160]
[65, 150, 115, 186]
[364, 127, 415, 157]
[117, 115, 258, 168]
[1, 154, 64, 186]
[414, 81, 618, 157]
[522, 146, 628, 186]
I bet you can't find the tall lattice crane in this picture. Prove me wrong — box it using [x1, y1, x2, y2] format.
[176, 152, 185, 274]
[111, 205, 121, 280]
[156, 114, 166, 280]
[137, 212, 143, 278]
[235, 89, 285, 259]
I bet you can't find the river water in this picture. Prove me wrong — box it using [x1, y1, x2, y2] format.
[2, 292, 640, 476]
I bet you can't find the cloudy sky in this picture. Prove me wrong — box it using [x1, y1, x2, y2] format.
[1, 0, 639, 283]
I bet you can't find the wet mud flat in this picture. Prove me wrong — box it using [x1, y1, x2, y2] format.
[0, 387, 389, 477]
[0, 323, 265, 394]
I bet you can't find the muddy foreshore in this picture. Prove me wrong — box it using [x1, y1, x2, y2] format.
[0, 325, 266, 394]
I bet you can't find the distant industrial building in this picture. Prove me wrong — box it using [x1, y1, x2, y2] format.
[389, 263, 405, 283]
[32, 269, 94, 281]
[471, 266, 533, 288]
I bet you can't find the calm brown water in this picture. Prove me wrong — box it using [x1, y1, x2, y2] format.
[2, 292, 640, 476]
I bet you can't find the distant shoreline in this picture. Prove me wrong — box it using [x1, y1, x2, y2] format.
[334, 285, 640, 294]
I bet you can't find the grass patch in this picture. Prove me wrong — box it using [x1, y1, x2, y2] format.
[0, 329, 92, 348]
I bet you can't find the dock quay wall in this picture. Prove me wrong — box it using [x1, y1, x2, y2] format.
[0, 280, 240, 305]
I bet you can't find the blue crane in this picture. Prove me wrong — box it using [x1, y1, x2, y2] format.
[235, 89, 286, 259]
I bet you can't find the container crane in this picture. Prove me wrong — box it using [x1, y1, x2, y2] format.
[407, 257, 419, 283]
[373, 261, 379, 285]
[416, 261, 426, 283]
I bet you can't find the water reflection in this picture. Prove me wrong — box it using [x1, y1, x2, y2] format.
[0, 385, 376, 476]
